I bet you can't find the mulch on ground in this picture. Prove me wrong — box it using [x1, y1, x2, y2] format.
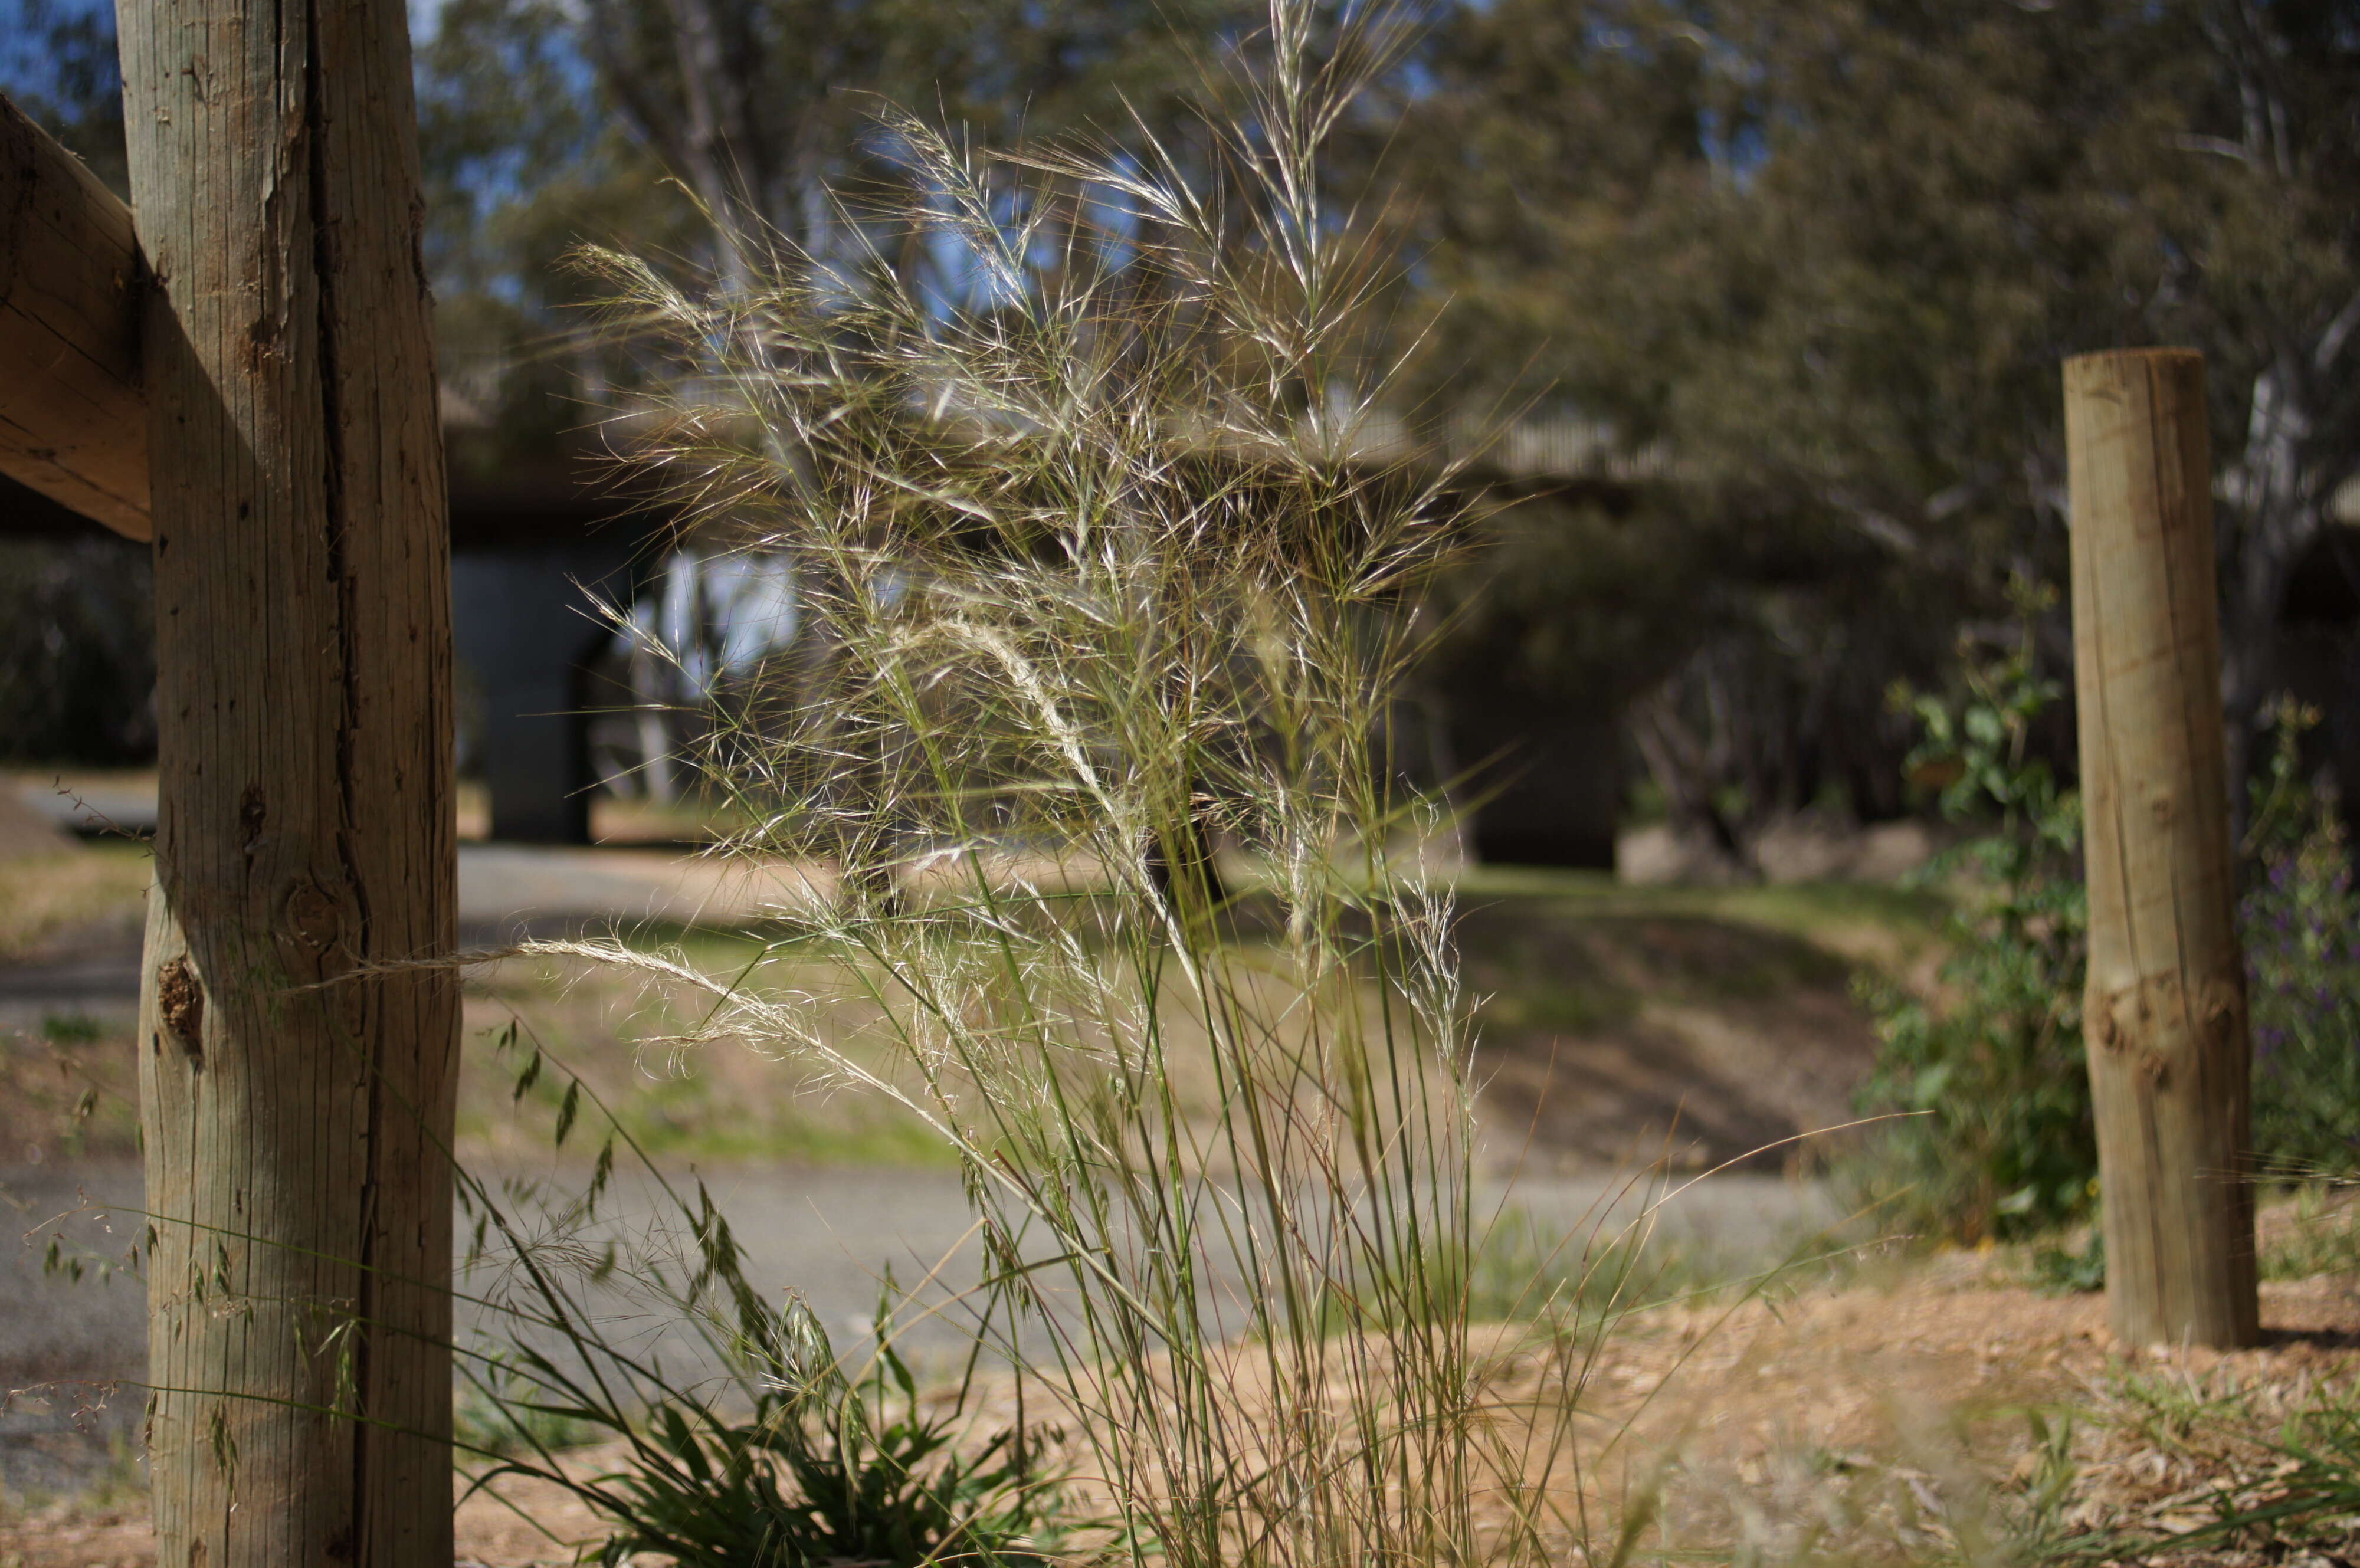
[8, 1256, 2358, 1568]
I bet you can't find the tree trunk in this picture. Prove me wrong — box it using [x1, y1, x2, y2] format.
[663, 0, 771, 271]
[2215, 353, 2329, 842]
[116, 1, 460, 1561]
[2063, 349, 2259, 1349]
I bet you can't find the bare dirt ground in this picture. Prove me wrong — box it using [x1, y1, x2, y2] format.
[10, 1255, 2359, 1566]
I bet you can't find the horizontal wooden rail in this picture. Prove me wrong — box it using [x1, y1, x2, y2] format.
[1, 92, 149, 541]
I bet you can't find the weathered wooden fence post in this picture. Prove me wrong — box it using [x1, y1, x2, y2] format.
[114, 0, 461, 1560]
[2064, 347, 2259, 1349]
[0, 96, 147, 538]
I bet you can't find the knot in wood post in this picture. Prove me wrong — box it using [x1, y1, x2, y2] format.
[155, 957, 204, 1065]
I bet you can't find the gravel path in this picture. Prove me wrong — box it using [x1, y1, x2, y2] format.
[3, 1155, 1835, 1496]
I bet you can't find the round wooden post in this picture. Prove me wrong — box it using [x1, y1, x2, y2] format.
[2064, 348, 2259, 1349]
[115, 0, 460, 1561]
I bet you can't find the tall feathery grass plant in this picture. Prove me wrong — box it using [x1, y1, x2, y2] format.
[486, 6, 1623, 1563]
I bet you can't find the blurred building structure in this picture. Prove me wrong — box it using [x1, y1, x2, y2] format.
[8, 409, 2358, 858]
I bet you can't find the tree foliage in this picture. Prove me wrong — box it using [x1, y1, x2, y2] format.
[415, 0, 1257, 470]
[0, 0, 124, 192]
[6, 0, 2356, 805]
[1402, 0, 2360, 843]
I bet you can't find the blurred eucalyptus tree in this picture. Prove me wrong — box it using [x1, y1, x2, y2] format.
[415, 0, 1253, 464]
[1402, 0, 2360, 851]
